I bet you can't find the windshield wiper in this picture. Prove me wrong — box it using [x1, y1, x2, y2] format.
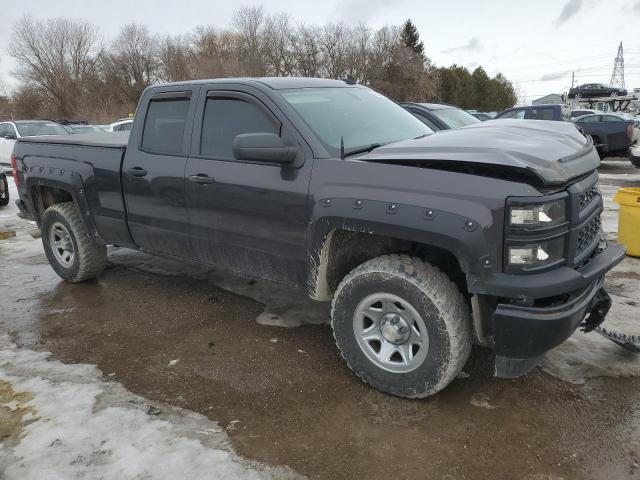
[343, 143, 384, 159]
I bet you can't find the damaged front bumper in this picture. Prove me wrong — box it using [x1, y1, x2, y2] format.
[490, 243, 625, 378]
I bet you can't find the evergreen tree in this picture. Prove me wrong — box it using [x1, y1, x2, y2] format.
[400, 19, 425, 61]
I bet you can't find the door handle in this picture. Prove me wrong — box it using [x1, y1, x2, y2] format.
[188, 174, 215, 185]
[126, 167, 147, 177]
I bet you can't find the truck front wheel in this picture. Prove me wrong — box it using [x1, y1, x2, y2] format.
[331, 254, 472, 398]
[41, 202, 107, 283]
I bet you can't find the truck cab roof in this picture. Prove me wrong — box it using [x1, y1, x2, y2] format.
[154, 77, 357, 91]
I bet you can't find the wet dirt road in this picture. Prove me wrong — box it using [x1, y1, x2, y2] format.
[2, 161, 640, 480]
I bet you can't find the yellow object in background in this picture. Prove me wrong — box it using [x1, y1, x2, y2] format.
[614, 187, 640, 257]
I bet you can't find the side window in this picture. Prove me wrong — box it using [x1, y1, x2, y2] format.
[601, 115, 622, 122]
[0, 124, 7, 137]
[530, 108, 555, 120]
[201, 97, 279, 159]
[411, 111, 439, 131]
[579, 115, 601, 123]
[121, 122, 132, 132]
[141, 98, 190, 154]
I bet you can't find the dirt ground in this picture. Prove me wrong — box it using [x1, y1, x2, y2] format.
[1, 159, 640, 480]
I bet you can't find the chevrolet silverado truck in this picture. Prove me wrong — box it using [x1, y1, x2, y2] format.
[11, 78, 625, 398]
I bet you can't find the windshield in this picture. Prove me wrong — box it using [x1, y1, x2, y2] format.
[430, 107, 480, 129]
[15, 122, 69, 137]
[280, 87, 432, 156]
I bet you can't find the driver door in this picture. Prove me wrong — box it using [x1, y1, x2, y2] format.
[185, 86, 313, 285]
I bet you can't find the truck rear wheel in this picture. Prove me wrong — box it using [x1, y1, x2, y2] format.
[41, 202, 107, 283]
[331, 254, 472, 398]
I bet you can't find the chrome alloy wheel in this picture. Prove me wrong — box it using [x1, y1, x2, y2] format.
[353, 293, 429, 373]
[49, 222, 75, 268]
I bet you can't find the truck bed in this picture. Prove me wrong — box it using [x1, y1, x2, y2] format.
[14, 132, 134, 247]
[17, 132, 129, 149]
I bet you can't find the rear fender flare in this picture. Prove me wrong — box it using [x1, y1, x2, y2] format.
[22, 158, 102, 242]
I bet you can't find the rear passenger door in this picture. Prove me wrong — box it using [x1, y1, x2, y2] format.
[122, 87, 199, 258]
[185, 85, 313, 285]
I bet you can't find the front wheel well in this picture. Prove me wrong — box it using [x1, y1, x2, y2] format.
[310, 230, 468, 301]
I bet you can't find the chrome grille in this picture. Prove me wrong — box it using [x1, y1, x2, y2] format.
[576, 215, 601, 255]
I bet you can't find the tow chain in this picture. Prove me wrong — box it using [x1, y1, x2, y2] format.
[596, 327, 640, 354]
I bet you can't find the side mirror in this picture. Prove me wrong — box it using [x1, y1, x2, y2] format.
[3, 132, 16, 140]
[233, 133, 299, 165]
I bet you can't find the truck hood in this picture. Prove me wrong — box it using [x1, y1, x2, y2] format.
[359, 119, 599, 185]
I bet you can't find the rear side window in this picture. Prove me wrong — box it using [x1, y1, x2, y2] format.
[601, 115, 623, 122]
[141, 98, 190, 154]
[530, 108, 555, 121]
[201, 97, 279, 158]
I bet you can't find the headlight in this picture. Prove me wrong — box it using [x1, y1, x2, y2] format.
[507, 237, 565, 268]
[508, 199, 567, 229]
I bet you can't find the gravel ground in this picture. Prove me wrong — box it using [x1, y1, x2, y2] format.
[1, 159, 639, 480]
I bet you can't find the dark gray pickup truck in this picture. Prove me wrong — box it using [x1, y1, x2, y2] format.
[11, 77, 624, 398]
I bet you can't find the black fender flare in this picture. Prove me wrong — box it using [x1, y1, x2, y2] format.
[307, 197, 496, 300]
[22, 157, 103, 243]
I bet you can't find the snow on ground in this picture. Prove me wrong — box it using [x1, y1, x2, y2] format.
[0, 335, 301, 480]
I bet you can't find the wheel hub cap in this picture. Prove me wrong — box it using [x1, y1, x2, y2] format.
[380, 313, 410, 344]
[49, 222, 75, 268]
[352, 293, 430, 374]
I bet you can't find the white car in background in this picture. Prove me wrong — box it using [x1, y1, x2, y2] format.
[0, 120, 69, 166]
[106, 118, 133, 132]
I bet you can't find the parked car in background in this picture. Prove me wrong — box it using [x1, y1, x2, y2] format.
[631, 144, 640, 168]
[0, 120, 69, 166]
[68, 124, 106, 134]
[573, 113, 635, 157]
[470, 112, 494, 121]
[568, 83, 627, 99]
[106, 118, 133, 132]
[0, 167, 8, 207]
[401, 102, 480, 130]
[495, 104, 571, 121]
[617, 113, 640, 144]
[571, 109, 598, 119]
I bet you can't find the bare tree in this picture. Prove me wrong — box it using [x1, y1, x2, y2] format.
[10, 16, 100, 118]
[261, 13, 295, 76]
[157, 34, 196, 82]
[291, 23, 321, 77]
[103, 23, 159, 109]
[232, 6, 266, 75]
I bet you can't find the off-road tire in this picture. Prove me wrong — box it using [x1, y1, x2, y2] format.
[41, 202, 107, 282]
[331, 254, 472, 398]
[0, 176, 9, 207]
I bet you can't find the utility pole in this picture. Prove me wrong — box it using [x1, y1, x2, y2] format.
[571, 71, 575, 89]
[610, 42, 625, 89]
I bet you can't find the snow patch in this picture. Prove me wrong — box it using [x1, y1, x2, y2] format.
[0, 336, 301, 480]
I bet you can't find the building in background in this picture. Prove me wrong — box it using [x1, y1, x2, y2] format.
[532, 94, 565, 105]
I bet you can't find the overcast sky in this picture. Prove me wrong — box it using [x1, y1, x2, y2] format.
[1, 0, 639, 104]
